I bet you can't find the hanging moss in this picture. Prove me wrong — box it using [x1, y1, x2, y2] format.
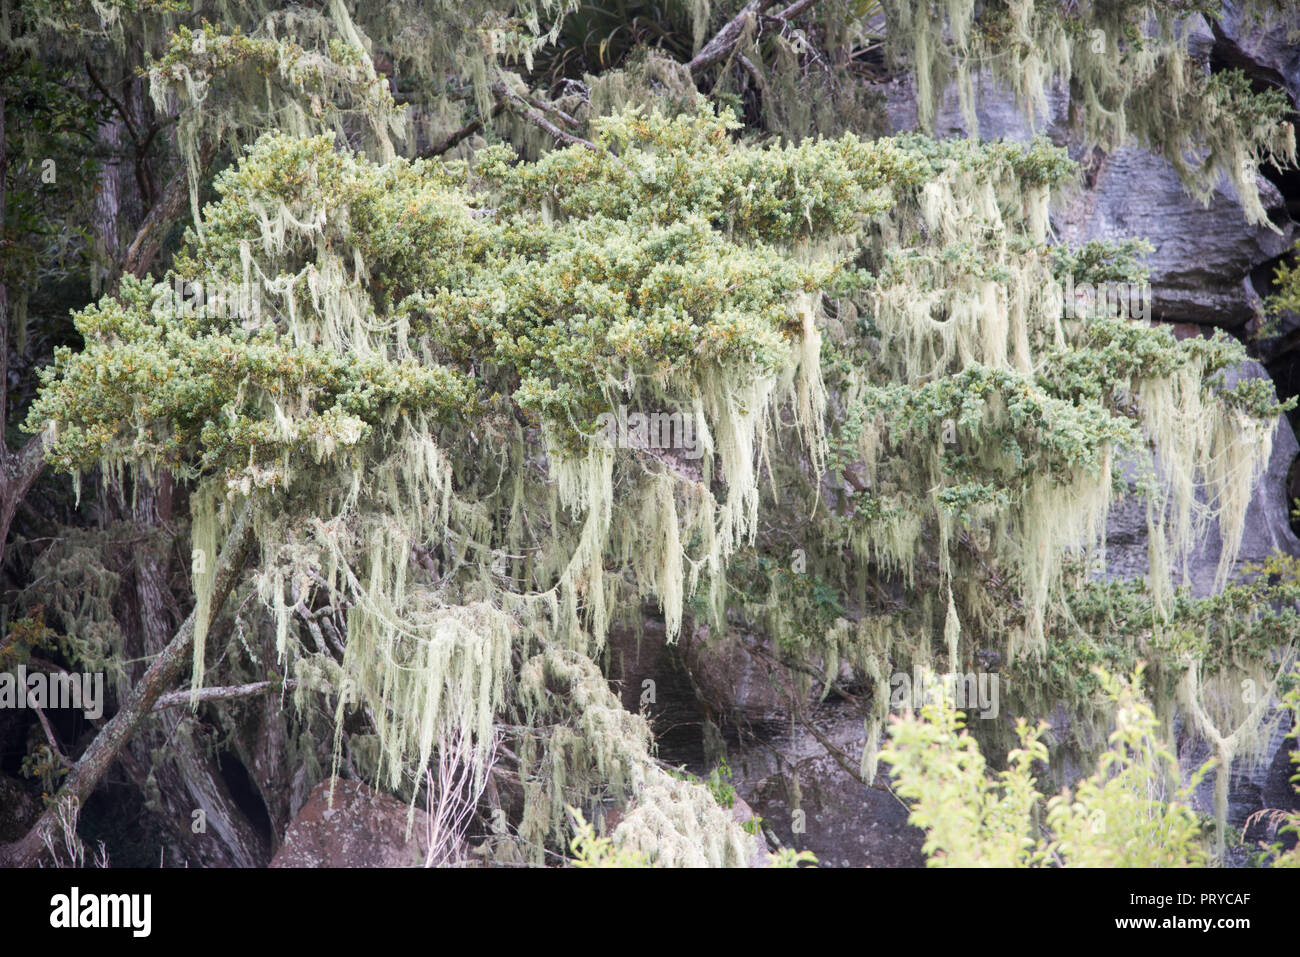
[878, 0, 1297, 229]
[22, 23, 1296, 863]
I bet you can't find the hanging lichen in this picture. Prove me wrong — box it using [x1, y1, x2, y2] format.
[24, 25, 1297, 864]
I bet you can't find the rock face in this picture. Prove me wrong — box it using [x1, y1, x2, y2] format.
[879, 67, 1069, 142]
[880, 32, 1297, 331]
[1105, 361, 1300, 594]
[730, 796, 773, 868]
[1178, 711, 1299, 866]
[732, 709, 925, 869]
[696, 7, 1300, 868]
[270, 778, 429, 868]
[1055, 152, 1293, 327]
[1215, 1, 1300, 106]
[605, 620, 927, 867]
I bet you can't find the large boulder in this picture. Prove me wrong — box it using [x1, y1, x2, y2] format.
[731, 705, 925, 868]
[269, 778, 429, 868]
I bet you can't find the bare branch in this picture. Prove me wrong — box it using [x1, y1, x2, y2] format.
[688, 0, 782, 78]
[119, 140, 218, 284]
[418, 101, 508, 159]
[152, 678, 301, 711]
[688, 0, 827, 79]
[84, 60, 140, 144]
[491, 83, 601, 153]
[0, 432, 51, 568]
[766, 0, 822, 27]
[519, 92, 581, 130]
[32, 705, 73, 768]
[737, 52, 768, 93]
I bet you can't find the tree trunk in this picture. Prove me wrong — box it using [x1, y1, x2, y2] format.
[0, 503, 256, 868]
[126, 481, 269, 863]
[120, 480, 269, 866]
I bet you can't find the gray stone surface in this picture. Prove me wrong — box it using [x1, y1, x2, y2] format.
[1216, 1, 1300, 105]
[1104, 360, 1300, 594]
[879, 68, 1068, 142]
[732, 706, 925, 868]
[1054, 151, 1293, 327]
[878, 23, 1297, 330]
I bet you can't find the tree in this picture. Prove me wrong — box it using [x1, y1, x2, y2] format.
[1, 0, 1296, 867]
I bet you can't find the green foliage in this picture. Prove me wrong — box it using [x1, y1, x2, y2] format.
[567, 807, 652, 867]
[725, 552, 846, 653]
[1024, 554, 1300, 703]
[706, 758, 736, 809]
[881, 665, 1213, 867]
[532, 0, 700, 82]
[30, 270, 475, 491]
[1266, 240, 1300, 329]
[10, 0, 1299, 870]
[880, 673, 1054, 866]
[0, 612, 63, 671]
[21, 745, 70, 798]
[766, 847, 818, 867]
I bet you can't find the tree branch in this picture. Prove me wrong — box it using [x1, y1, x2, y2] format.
[119, 140, 218, 284]
[0, 431, 51, 568]
[0, 501, 257, 867]
[85, 61, 140, 144]
[32, 704, 73, 768]
[418, 101, 508, 159]
[687, 0, 826, 79]
[491, 83, 600, 153]
[152, 678, 300, 711]
[518, 92, 581, 130]
[764, 0, 823, 28]
[688, 0, 782, 78]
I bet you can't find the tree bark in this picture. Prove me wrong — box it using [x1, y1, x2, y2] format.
[687, 0, 782, 78]
[0, 502, 256, 868]
[686, 0, 825, 79]
[1, 69, 7, 447]
[121, 481, 269, 867]
[152, 679, 299, 710]
[120, 141, 216, 283]
[0, 60, 50, 570]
